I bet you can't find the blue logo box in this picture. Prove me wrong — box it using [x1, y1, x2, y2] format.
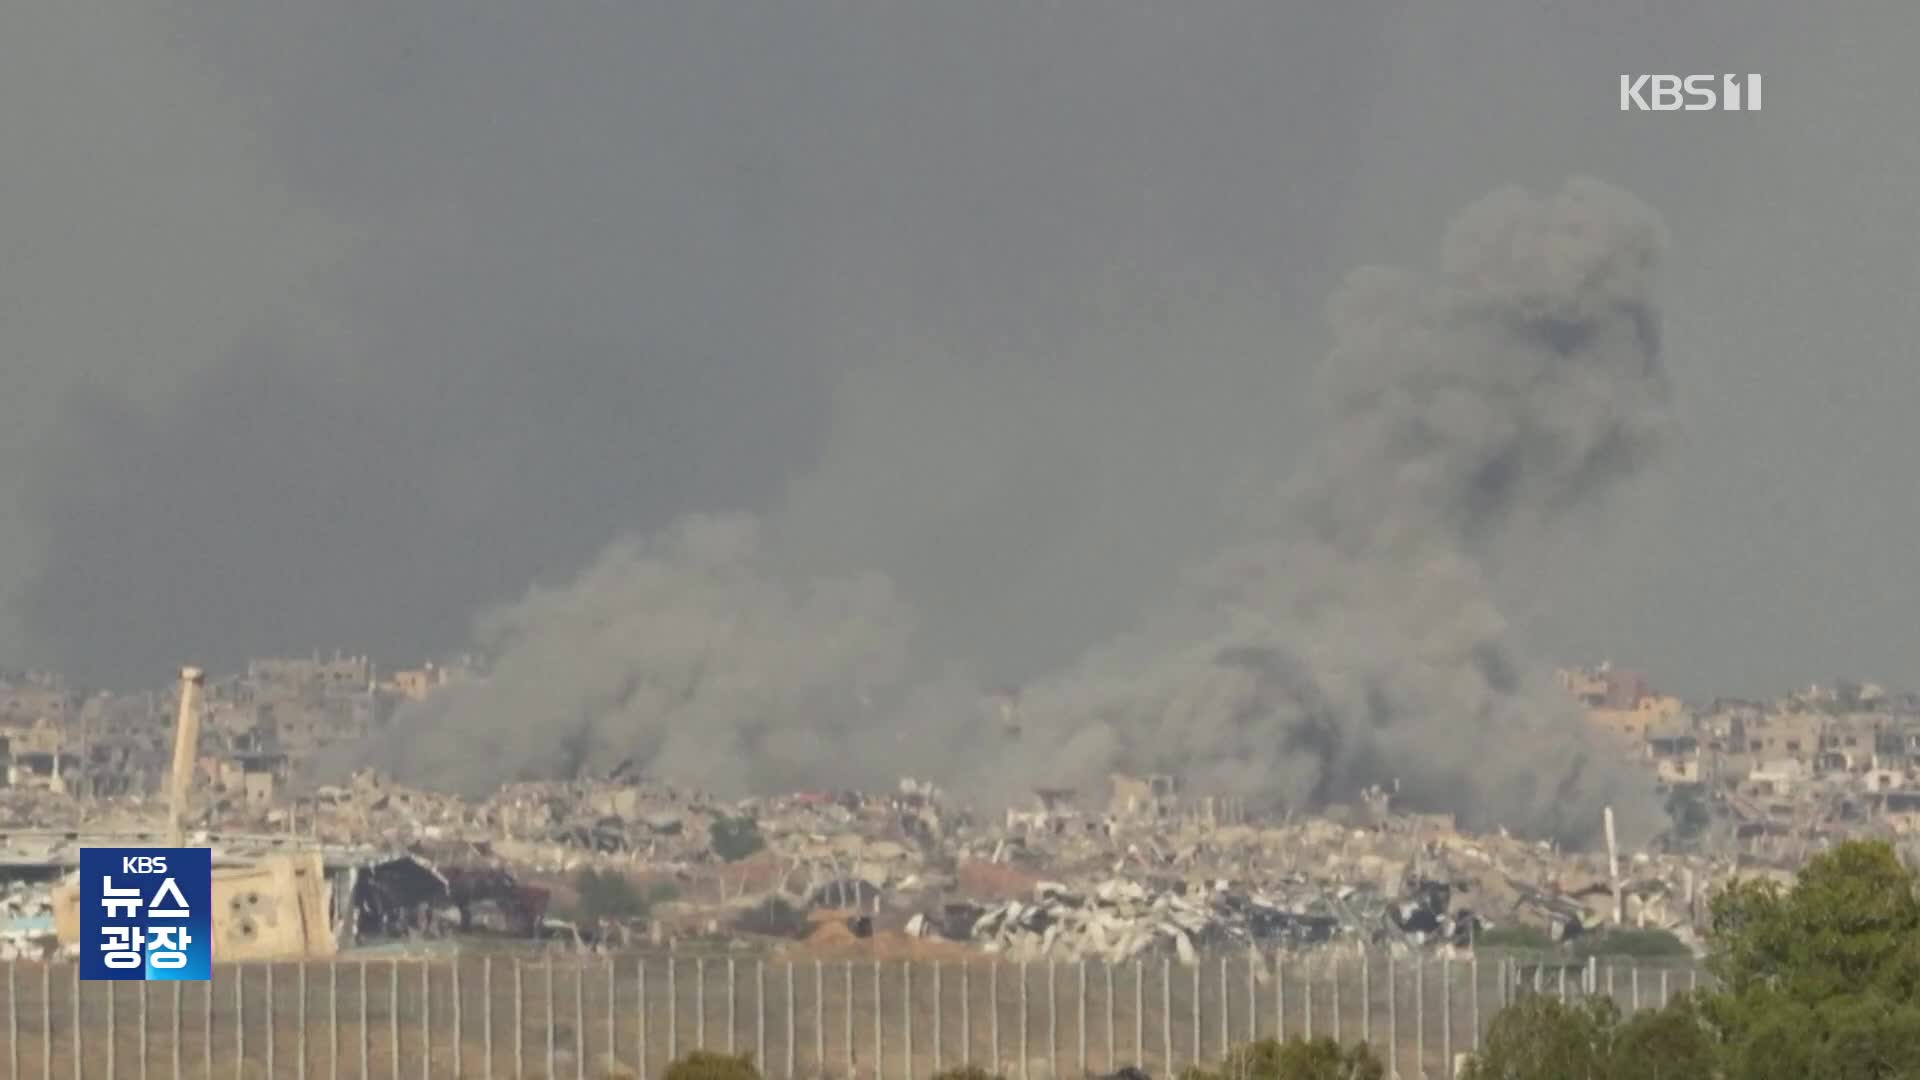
[79, 848, 212, 981]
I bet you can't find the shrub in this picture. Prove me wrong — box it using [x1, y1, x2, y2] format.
[931, 1067, 1004, 1080]
[1178, 1037, 1384, 1080]
[733, 896, 811, 938]
[572, 870, 676, 925]
[1573, 927, 1692, 960]
[710, 816, 766, 862]
[663, 1050, 761, 1080]
[574, 869, 644, 924]
[1475, 925, 1558, 952]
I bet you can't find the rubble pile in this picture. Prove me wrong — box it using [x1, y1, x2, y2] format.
[0, 880, 56, 960]
[0, 766, 1784, 961]
[923, 874, 1489, 963]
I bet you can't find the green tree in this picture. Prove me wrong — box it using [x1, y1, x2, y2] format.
[1610, 994, 1715, 1080]
[1459, 994, 1620, 1080]
[1701, 839, 1920, 1078]
[1459, 839, 1920, 1079]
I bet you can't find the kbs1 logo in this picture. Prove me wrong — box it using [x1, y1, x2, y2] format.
[1620, 74, 1762, 112]
[79, 848, 212, 981]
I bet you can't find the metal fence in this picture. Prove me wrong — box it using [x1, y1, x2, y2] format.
[0, 950, 1708, 1080]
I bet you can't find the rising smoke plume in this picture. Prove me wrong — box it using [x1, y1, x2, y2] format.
[353, 177, 1672, 844]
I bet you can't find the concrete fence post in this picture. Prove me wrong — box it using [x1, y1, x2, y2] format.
[40, 963, 50, 1080]
[1217, 957, 1228, 1057]
[576, 961, 587, 1080]
[298, 962, 308, 1080]
[786, 961, 798, 1080]
[232, 966, 243, 1080]
[513, 960, 524, 1080]
[1161, 957, 1171, 1078]
[361, 963, 372, 1080]
[1049, 960, 1059, 1079]
[1019, 961, 1030, 1080]
[1414, 957, 1424, 1080]
[1276, 951, 1285, 1042]
[727, 958, 738, 1056]
[697, 958, 707, 1051]
[935, 962, 944, 1075]
[483, 957, 493, 1080]
[1332, 953, 1342, 1043]
[1244, 949, 1257, 1045]
[905, 961, 914, 1080]
[106, 973, 116, 1080]
[751, 961, 764, 1077]
[1469, 956, 1479, 1053]
[268, 964, 278, 1078]
[328, 964, 344, 1080]
[1302, 954, 1312, 1041]
[990, 961, 1000, 1075]
[3, 963, 13, 1080]
[962, 963, 973, 1068]
[873, 960, 883, 1080]
[174, 979, 185, 1080]
[546, 957, 557, 1080]
[637, 959, 647, 1080]
[1390, 949, 1405, 1076]
[1106, 961, 1118, 1071]
[1362, 950, 1373, 1047]
[428, 962, 439, 1080]
[390, 962, 402, 1080]
[1080, 960, 1089, 1079]
[1190, 959, 1199, 1067]
[453, 960, 467, 1080]
[668, 958, 678, 1062]
[1134, 960, 1144, 1070]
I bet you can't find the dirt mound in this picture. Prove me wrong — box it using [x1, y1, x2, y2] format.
[955, 859, 1045, 901]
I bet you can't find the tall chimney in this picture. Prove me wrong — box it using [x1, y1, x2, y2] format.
[167, 667, 205, 847]
[1604, 805, 1623, 926]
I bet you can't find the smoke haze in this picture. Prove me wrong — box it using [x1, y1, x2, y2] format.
[12, 3, 1920, 844]
[358, 178, 1669, 843]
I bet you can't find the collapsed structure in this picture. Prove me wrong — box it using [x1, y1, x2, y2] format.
[2, 655, 1913, 967]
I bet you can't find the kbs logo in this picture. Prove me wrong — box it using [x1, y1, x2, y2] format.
[79, 847, 212, 981]
[1620, 74, 1762, 112]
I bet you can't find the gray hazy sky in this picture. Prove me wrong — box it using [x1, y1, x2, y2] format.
[3, 0, 1917, 701]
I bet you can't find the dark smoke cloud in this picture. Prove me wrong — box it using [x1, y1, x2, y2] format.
[350, 513, 917, 798]
[11, 2, 1374, 688]
[360, 178, 1671, 843]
